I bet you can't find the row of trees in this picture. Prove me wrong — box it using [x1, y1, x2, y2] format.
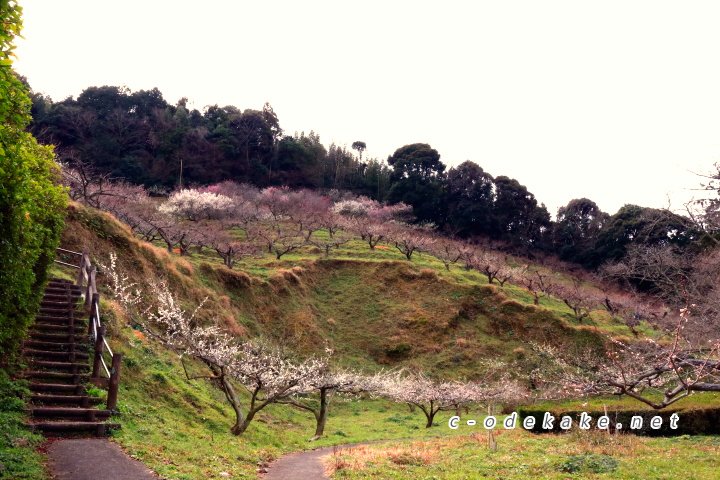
[67, 171, 672, 334]
[535, 307, 720, 410]
[103, 253, 516, 437]
[28, 83, 699, 264]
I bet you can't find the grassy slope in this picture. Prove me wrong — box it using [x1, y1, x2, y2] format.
[57, 202, 629, 376]
[37, 202, 704, 479]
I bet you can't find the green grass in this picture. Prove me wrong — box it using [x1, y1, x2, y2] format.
[525, 391, 720, 412]
[324, 429, 720, 479]
[0, 369, 48, 480]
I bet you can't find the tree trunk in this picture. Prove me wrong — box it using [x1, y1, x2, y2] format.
[424, 411, 436, 428]
[418, 404, 436, 428]
[311, 388, 335, 440]
[232, 408, 257, 435]
[212, 366, 246, 436]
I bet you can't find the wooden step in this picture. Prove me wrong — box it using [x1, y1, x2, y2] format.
[36, 314, 74, 322]
[30, 383, 85, 394]
[28, 421, 121, 436]
[46, 281, 81, 288]
[44, 286, 83, 295]
[25, 332, 89, 343]
[23, 340, 78, 351]
[34, 316, 86, 327]
[23, 349, 89, 361]
[29, 360, 89, 372]
[39, 306, 72, 316]
[28, 323, 73, 333]
[31, 394, 102, 406]
[34, 317, 87, 328]
[47, 278, 79, 285]
[24, 370, 89, 381]
[42, 292, 77, 301]
[40, 299, 73, 307]
[27, 407, 112, 421]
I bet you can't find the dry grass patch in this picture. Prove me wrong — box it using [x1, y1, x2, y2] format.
[323, 439, 448, 475]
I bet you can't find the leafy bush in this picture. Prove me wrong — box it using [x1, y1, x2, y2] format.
[0, 1, 67, 356]
[558, 454, 619, 474]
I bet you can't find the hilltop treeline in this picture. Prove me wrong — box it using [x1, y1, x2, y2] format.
[27, 83, 698, 267]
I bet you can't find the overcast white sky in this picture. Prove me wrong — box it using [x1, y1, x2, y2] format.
[14, 1, 720, 216]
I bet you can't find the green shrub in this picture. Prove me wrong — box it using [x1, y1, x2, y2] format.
[0, 2, 67, 356]
[558, 454, 619, 474]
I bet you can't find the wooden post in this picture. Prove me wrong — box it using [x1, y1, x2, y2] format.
[85, 266, 96, 307]
[88, 294, 99, 335]
[76, 247, 89, 286]
[92, 325, 106, 379]
[89, 266, 97, 297]
[107, 353, 123, 411]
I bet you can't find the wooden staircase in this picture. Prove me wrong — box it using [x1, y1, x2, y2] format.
[22, 261, 122, 436]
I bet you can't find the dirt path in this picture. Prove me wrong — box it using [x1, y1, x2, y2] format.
[261, 443, 368, 480]
[46, 438, 157, 480]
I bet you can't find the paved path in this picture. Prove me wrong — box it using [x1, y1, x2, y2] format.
[262, 442, 377, 480]
[261, 445, 335, 480]
[47, 438, 156, 480]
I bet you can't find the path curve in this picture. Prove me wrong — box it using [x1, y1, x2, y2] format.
[261, 442, 369, 480]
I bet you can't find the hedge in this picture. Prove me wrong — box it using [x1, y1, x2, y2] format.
[0, 1, 67, 356]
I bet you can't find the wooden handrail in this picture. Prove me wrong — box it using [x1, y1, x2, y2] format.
[54, 247, 122, 412]
[57, 247, 83, 256]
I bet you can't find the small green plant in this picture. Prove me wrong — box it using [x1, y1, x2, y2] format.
[86, 387, 107, 398]
[558, 454, 619, 474]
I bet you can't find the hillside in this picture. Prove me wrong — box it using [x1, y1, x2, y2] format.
[14, 201, 688, 479]
[54, 201, 629, 375]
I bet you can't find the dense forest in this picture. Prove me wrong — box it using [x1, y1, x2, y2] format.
[26, 82, 701, 268]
